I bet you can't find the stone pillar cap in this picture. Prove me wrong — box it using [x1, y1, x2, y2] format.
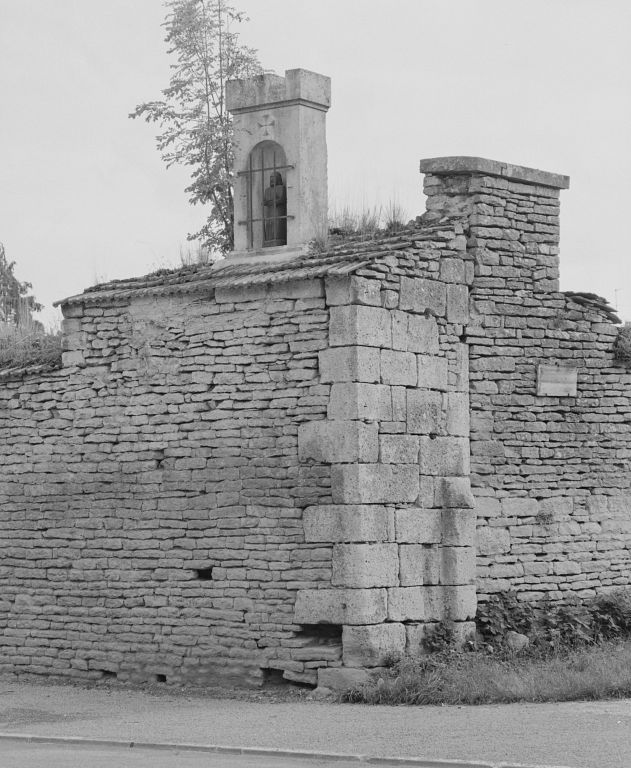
[227, 68, 331, 114]
[419, 156, 570, 189]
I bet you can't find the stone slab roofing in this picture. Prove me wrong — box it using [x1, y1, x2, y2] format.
[56, 215, 462, 308]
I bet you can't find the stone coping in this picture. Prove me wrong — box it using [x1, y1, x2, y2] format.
[419, 156, 570, 189]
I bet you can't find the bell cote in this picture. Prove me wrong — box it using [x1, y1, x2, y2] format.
[226, 68, 331, 257]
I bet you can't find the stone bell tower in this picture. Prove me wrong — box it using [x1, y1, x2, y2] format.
[226, 68, 331, 256]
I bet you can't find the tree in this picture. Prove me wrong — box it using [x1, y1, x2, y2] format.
[0, 243, 41, 326]
[130, 0, 262, 255]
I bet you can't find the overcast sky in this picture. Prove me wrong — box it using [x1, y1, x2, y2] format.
[1, 0, 630, 326]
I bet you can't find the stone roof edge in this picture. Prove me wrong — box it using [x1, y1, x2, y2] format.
[419, 156, 570, 189]
[0, 360, 63, 382]
[54, 216, 465, 309]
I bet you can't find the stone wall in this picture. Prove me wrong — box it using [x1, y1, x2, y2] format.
[421, 158, 631, 603]
[0, 282, 337, 686]
[0, 219, 479, 687]
[1, 155, 630, 688]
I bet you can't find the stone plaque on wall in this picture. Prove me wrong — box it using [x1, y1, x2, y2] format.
[537, 364, 578, 396]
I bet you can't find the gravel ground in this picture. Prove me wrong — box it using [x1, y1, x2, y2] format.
[0, 677, 628, 768]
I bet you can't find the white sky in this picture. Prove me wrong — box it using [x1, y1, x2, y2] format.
[1, 0, 630, 326]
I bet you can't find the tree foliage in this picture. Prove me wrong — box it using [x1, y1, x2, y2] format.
[130, 0, 262, 255]
[0, 243, 41, 326]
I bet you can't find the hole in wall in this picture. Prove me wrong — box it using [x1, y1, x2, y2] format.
[261, 668, 288, 687]
[429, 433, 438, 440]
[99, 670, 117, 680]
[194, 567, 214, 580]
[155, 674, 167, 683]
[459, 333, 467, 342]
[296, 624, 342, 641]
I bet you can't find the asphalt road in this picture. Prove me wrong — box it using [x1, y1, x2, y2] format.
[0, 742, 366, 768]
[0, 680, 629, 768]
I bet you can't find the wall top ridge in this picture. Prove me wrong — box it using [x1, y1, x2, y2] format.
[55, 217, 466, 310]
[419, 156, 570, 190]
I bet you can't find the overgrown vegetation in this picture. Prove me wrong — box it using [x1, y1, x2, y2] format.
[328, 201, 408, 239]
[342, 589, 631, 705]
[308, 201, 410, 254]
[614, 324, 631, 366]
[0, 242, 61, 371]
[342, 641, 631, 706]
[0, 323, 63, 371]
[0, 242, 41, 326]
[130, 0, 262, 256]
[476, 589, 631, 651]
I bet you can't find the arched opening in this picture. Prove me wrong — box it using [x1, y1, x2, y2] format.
[243, 141, 290, 250]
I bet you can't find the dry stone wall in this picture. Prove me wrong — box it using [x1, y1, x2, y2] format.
[421, 158, 631, 603]
[0, 219, 479, 688]
[0, 282, 338, 686]
[1, 155, 630, 688]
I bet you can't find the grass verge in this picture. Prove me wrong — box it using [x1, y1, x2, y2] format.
[341, 639, 631, 705]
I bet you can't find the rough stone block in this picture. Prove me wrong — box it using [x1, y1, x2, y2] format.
[446, 284, 469, 323]
[325, 276, 380, 307]
[407, 315, 439, 354]
[380, 350, 417, 386]
[325, 276, 352, 305]
[303, 505, 394, 543]
[342, 623, 406, 667]
[436, 477, 475, 509]
[392, 312, 439, 354]
[446, 392, 469, 437]
[501, 498, 538, 518]
[395, 508, 441, 544]
[350, 276, 382, 306]
[61, 350, 85, 367]
[452, 343, 469, 392]
[440, 546, 475, 585]
[474, 495, 501, 519]
[407, 390, 444, 434]
[387, 587, 425, 621]
[317, 666, 371, 691]
[332, 464, 419, 504]
[399, 544, 440, 586]
[327, 383, 392, 421]
[442, 509, 476, 546]
[294, 588, 387, 625]
[214, 284, 268, 303]
[476, 527, 510, 555]
[405, 624, 430, 657]
[329, 306, 391, 348]
[440, 258, 467, 284]
[424, 585, 477, 621]
[379, 434, 419, 464]
[332, 544, 399, 587]
[419, 437, 469, 477]
[319, 346, 380, 383]
[298, 420, 378, 463]
[400, 277, 446, 316]
[417, 355, 448, 390]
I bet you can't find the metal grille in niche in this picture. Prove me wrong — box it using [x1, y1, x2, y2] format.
[238, 141, 293, 249]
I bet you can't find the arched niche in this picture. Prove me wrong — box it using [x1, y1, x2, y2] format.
[243, 141, 289, 250]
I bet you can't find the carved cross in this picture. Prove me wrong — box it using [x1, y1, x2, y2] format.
[257, 115, 275, 136]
